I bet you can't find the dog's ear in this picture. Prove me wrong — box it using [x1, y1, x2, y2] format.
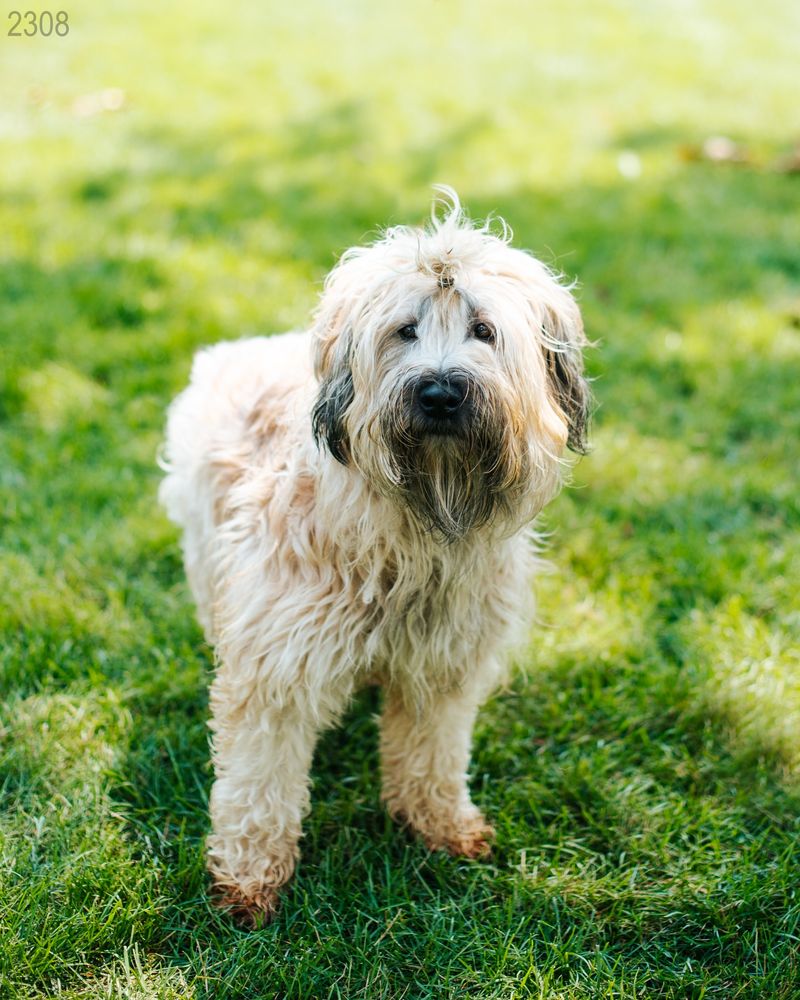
[311, 311, 354, 465]
[540, 291, 591, 455]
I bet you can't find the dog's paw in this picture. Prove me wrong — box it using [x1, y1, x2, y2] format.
[211, 879, 281, 929]
[440, 820, 495, 859]
[421, 814, 496, 860]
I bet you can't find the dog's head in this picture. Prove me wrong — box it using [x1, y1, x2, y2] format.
[312, 188, 590, 540]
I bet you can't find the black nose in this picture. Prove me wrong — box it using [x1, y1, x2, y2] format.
[417, 375, 468, 419]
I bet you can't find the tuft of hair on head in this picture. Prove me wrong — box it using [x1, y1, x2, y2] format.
[428, 184, 513, 244]
[430, 184, 464, 230]
[417, 185, 488, 288]
[431, 259, 455, 289]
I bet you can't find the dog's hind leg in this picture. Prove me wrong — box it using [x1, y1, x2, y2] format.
[379, 684, 495, 859]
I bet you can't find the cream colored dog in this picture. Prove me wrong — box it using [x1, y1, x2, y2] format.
[159, 189, 589, 925]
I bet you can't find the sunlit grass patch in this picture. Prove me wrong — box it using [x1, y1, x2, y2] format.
[0, 689, 130, 793]
[0, 690, 177, 997]
[683, 598, 800, 777]
[0, 551, 135, 642]
[48, 947, 196, 1000]
[18, 362, 111, 433]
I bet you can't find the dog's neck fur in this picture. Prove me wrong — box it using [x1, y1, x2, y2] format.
[316, 447, 519, 586]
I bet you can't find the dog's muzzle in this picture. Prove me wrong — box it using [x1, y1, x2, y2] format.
[413, 373, 469, 434]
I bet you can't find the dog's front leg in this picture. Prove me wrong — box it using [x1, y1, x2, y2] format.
[379, 684, 495, 858]
[205, 686, 323, 927]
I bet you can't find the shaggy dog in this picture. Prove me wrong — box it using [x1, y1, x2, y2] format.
[159, 189, 590, 926]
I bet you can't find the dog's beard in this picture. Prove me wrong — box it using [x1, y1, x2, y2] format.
[378, 380, 527, 542]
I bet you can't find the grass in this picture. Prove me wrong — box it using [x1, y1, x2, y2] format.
[1, 0, 800, 996]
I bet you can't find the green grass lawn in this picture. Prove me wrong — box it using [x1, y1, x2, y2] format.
[2, 1, 800, 996]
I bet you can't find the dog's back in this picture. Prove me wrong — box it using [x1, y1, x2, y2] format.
[159, 331, 314, 632]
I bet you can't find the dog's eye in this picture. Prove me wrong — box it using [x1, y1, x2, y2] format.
[397, 324, 418, 341]
[472, 321, 495, 343]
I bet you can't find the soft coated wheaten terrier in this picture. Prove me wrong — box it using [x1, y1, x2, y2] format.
[159, 189, 590, 926]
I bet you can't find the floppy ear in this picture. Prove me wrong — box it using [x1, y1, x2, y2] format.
[311, 311, 354, 465]
[541, 291, 591, 454]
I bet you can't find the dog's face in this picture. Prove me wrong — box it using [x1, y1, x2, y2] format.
[312, 193, 590, 540]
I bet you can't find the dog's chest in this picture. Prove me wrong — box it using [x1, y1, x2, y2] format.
[358, 543, 514, 679]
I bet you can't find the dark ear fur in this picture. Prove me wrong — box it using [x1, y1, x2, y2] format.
[542, 301, 591, 454]
[311, 348, 354, 465]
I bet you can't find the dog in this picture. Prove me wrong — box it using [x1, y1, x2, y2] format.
[159, 188, 590, 926]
